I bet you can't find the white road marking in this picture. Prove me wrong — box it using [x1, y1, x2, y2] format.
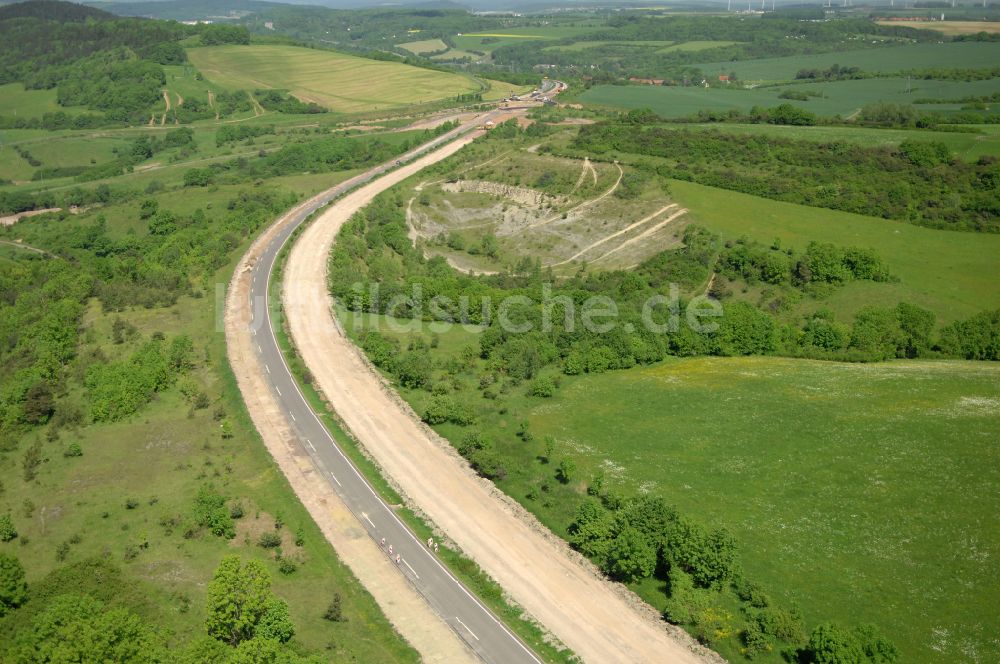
[306, 439, 315, 452]
[361, 512, 376, 529]
[275, 386, 282, 396]
[456, 617, 479, 641]
[329, 471, 341, 486]
[265, 364, 271, 374]
[290, 412, 296, 422]
[257, 344, 262, 353]
[403, 558, 420, 579]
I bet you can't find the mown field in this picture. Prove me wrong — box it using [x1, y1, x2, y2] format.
[580, 76, 1000, 118]
[187, 44, 481, 113]
[668, 178, 1000, 324]
[396, 38, 448, 55]
[523, 356, 1000, 664]
[695, 41, 1000, 81]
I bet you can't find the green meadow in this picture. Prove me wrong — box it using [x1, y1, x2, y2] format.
[524, 356, 1000, 664]
[668, 178, 1000, 324]
[0, 82, 87, 118]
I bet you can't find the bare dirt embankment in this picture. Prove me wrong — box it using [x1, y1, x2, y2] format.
[225, 186, 476, 664]
[283, 137, 719, 663]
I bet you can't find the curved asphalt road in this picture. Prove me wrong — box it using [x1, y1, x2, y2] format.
[242, 114, 545, 664]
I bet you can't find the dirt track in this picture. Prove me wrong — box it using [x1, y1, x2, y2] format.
[283, 137, 718, 663]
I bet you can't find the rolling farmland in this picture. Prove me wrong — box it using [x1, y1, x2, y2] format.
[695, 41, 1000, 81]
[580, 77, 1000, 118]
[187, 44, 482, 113]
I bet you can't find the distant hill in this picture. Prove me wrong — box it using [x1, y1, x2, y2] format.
[85, 0, 296, 21]
[0, 0, 113, 21]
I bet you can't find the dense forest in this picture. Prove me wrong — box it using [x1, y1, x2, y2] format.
[569, 115, 1000, 232]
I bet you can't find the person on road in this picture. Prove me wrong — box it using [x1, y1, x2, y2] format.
[388, 544, 393, 555]
[380, 537, 386, 548]
[395, 554, 401, 564]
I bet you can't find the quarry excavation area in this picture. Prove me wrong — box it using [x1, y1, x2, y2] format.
[407, 153, 688, 273]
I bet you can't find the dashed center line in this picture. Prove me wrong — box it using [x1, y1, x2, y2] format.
[456, 616, 479, 641]
[403, 558, 420, 579]
[329, 471, 341, 486]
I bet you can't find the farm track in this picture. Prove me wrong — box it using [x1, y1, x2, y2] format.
[160, 89, 170, 126]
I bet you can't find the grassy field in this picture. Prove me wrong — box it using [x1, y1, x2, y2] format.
[0, 183, 421, 660]
[543, 40, 675, 52]
[875, 20, 1000, 35]
[579, 77, 1000, 118]
[668, 178, 1000, 324]
[0, 83, 87, 118]
[695, 42, 1000, 81]
[187, 44, 481, 113]
[659, 40, 740, 53]
[396, 38, 448, 55]
[654, 122, 1000, 161]
[523, 356, 1000, 664]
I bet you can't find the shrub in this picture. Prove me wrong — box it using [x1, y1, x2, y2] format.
[258, 532, 282, 549]
[529, 375, 556, 397]
[193, 484, 235, 539]
[63, 442, 83, 457]
[0, 514, 17, 542]
[277, 557, 297, 575]
[323, 593, 344, 622]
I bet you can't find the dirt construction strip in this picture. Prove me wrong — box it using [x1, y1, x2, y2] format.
[283, 141, 718, 662]
[226, 186, 477, 663]
[591, 208, 687, 264]
[548, 203, 678, 267]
